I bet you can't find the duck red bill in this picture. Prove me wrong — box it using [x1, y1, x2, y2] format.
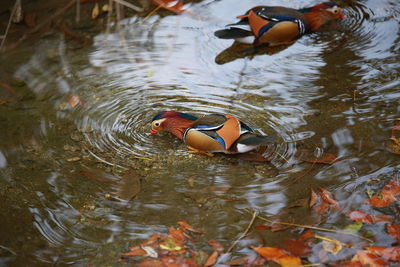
[150, 129, 158, 135]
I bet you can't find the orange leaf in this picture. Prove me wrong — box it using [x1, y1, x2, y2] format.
[137, 258, 165, 267]
[177, 221, 202, 234]
[299, 229, 314, 241]
[310, 188, 318, 208]
[255, 225, 271, 230]
[354, 250, 388, 266]
[365, 246, 400, 261]
[312, 187, 340, 215]
[168, 228, 185, 243]
[121, 246, 147, 257]
[252, 246, 286, 259]
[204, 251, 218, 267]
[386, 224, 400, 242]
[252, 246, 302, 266]
[348, 210, 393, 224]
[208, 240, 224, 252]
[152, 0, 187, 14]
[276, 255, 302, 267]
[369, 180, 400, 208]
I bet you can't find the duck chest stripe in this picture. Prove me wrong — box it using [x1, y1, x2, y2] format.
[297, 19, 305, 35]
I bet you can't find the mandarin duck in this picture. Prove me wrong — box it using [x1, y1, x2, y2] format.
[214, 2, 344, 46]
[150, 111, 275, 156]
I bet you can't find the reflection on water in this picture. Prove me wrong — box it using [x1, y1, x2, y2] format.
[0, 0, 399, 265]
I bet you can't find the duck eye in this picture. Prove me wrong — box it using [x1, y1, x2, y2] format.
[333, 9, 338, 13]
[155, 122, 160, 127]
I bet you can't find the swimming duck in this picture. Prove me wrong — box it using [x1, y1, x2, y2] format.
[214, 2, 344, 46]
[150, 111, 275, 156]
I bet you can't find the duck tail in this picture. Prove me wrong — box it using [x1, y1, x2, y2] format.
[214, 21, 254, 43]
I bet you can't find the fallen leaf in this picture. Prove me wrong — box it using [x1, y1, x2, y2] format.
[316, 235, 345, 255]
[141, 246, 158, 258]
[255, 225, 271, 230]
[223, 256, 249, 265]
[152, 0, 187, 14]
[365, 246, 400, 261]
[369, 180, 400, 208]
[92, 3, 100, 19]
[208, 240, 224, 253]
[353, 250, 388, 266]
[385, 138, 400, 154]
[252, 246, 302, 266]
[160, 242, 182, 251]
[116, 170, 141, 201]
[311, 187, 340, 215]
[343, 221, 363, 233]
[177, 221, 202, 234]
[121, 246, 147, 257]
[168, 228, 185, 243]
[204, 251, 218, 267]
[280, 239, 311, 257]
[386, 224, 400, 242]
[310, 188, 318, 207]
[137, 258, 165, 267]
[299, 230, 314, 242]
[347, 210, 393, 224]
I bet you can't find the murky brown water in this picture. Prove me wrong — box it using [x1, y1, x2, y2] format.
[0, 0, 399, 265]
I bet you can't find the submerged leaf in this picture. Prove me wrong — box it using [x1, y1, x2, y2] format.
[177, 221, 202, 234]
[353, 250, 388, 266]
[348, 210, 393, 224]
[386, 224, 400, 242]
[365, 246, 400, 261]
[204, 251, 218, 267]
[311, 187, 340, 215]
[116, 170, 141, 201]
[369, 180, 400, 208]
[316, 235, 344, 255]
[280, 239, 311, 257]
[343, 222, 363, 233]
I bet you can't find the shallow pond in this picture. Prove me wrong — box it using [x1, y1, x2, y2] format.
[0, 0, 399, 265]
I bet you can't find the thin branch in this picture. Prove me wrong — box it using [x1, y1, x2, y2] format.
[244, 208, 374, 243]
[0, 0, 20, 51]
[112, 0, 143, 12]
[227, 210, 258, 253]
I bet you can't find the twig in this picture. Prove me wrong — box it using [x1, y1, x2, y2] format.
[0, 0, 20, 51]
[112, 0, 143, 12]
[244, 208, 374, 243]
[227, 210, 258, 253]
[141, 5, 162, 23]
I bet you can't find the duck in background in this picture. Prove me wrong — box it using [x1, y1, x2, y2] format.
[214, 2, 344, 47]
[150, 111, 275, 157]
